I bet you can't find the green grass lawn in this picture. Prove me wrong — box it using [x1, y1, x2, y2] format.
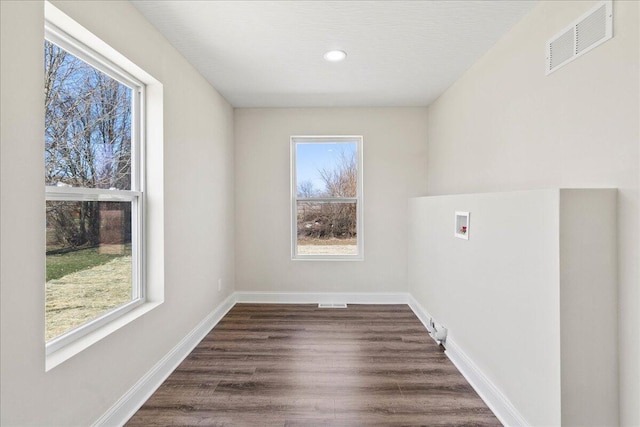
[46, 255, 132, 341]
[46, 245, 131, 281]
[45, 244, 133, 340]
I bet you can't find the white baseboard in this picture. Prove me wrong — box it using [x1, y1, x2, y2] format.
[406, 294, 440, 345]
[234, 291, 409, 304]
[445, 337, 529, 427]
[92, 292, 237, 427]
[407, 294, 433, 332]
[407, 294, 528, 427]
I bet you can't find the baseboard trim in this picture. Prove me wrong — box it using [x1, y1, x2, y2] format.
[445, 337, 529, 426]
[407, 294, 528, 427]
[407, 294, 441, 345]
[407, 294, 433, 333]
[234, 291, 409, 304]
[92, 292, 237, 427]
[446, 337, 528, 427]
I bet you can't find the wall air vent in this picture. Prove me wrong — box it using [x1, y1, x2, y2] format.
[546, 0, 612, 75]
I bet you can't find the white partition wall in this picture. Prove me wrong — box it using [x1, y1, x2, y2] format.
[408, 189, 617, 426]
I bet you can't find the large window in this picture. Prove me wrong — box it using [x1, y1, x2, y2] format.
[44, 23, 145, 353]
[291, 136, 363, 260]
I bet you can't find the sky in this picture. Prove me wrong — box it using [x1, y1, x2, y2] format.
[45, 40, 133, 189]
[296, 141, 357, 195]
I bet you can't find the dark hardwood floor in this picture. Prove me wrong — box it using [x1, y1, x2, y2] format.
[127, 304, 501, 426]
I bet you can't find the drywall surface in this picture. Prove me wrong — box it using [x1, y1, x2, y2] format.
[0, 1, 235, 425]
[559, 189, 618, 426]
[408, 189, 617, 425]
[408, 190, 562, 426]
[234, 108, 427, 293]
[425, 0, 639, 423]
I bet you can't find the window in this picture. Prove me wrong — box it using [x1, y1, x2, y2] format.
[291, 136, 363, 260]
[44, 22, 145, 353]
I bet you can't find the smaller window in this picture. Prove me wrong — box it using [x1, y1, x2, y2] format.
[291, 136, 363, 260]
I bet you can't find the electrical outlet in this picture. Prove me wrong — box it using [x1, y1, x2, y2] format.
[217, 278, 222, 291]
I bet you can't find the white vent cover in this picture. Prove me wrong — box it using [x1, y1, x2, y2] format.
[546, 0, 612, 75]
[318, 303, 347, 308]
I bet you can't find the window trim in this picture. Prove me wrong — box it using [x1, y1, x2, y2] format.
[44, 21, 146, 355]
[290, 135, 364, 261]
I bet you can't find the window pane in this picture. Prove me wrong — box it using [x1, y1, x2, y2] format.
[45, 200, 133, 341]
[297, 201, 357, 256]
[296, 142, 357, 198]
[44, 40, 133, 190]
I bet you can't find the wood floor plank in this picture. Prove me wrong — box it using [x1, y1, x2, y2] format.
[127, 304, 501, 426]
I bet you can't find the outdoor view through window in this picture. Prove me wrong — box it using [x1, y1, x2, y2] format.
[44, 38, 139, 343]
[293, 137, 362, 258]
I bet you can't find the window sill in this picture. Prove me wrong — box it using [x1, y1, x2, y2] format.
[45, 300, 162, 371]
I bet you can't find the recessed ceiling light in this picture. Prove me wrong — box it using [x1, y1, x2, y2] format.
[324, 50, 347, 62]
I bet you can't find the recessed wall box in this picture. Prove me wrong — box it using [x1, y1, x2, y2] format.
[455, 211, 470, 240]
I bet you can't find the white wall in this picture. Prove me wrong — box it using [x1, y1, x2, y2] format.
[408, 189, 618, 426]
[409, 190, 562, 425]
[559, 190, 618, 426]
[0, 1, 235, 425]
[234, 108, 427, 293]
[424, 0, 639, 424]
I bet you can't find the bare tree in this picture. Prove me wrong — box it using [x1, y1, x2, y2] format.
[297, 150, 357, 240]
[45, 40, 132, 249]
[318, 150, 357, 198]
[297, 180, 316, 198]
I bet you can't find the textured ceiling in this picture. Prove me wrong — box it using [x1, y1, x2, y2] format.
[132, 1, 537, 108]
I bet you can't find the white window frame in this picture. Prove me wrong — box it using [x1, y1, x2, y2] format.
[44, 21, 146, 355]
[291, 135, 364, 261]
